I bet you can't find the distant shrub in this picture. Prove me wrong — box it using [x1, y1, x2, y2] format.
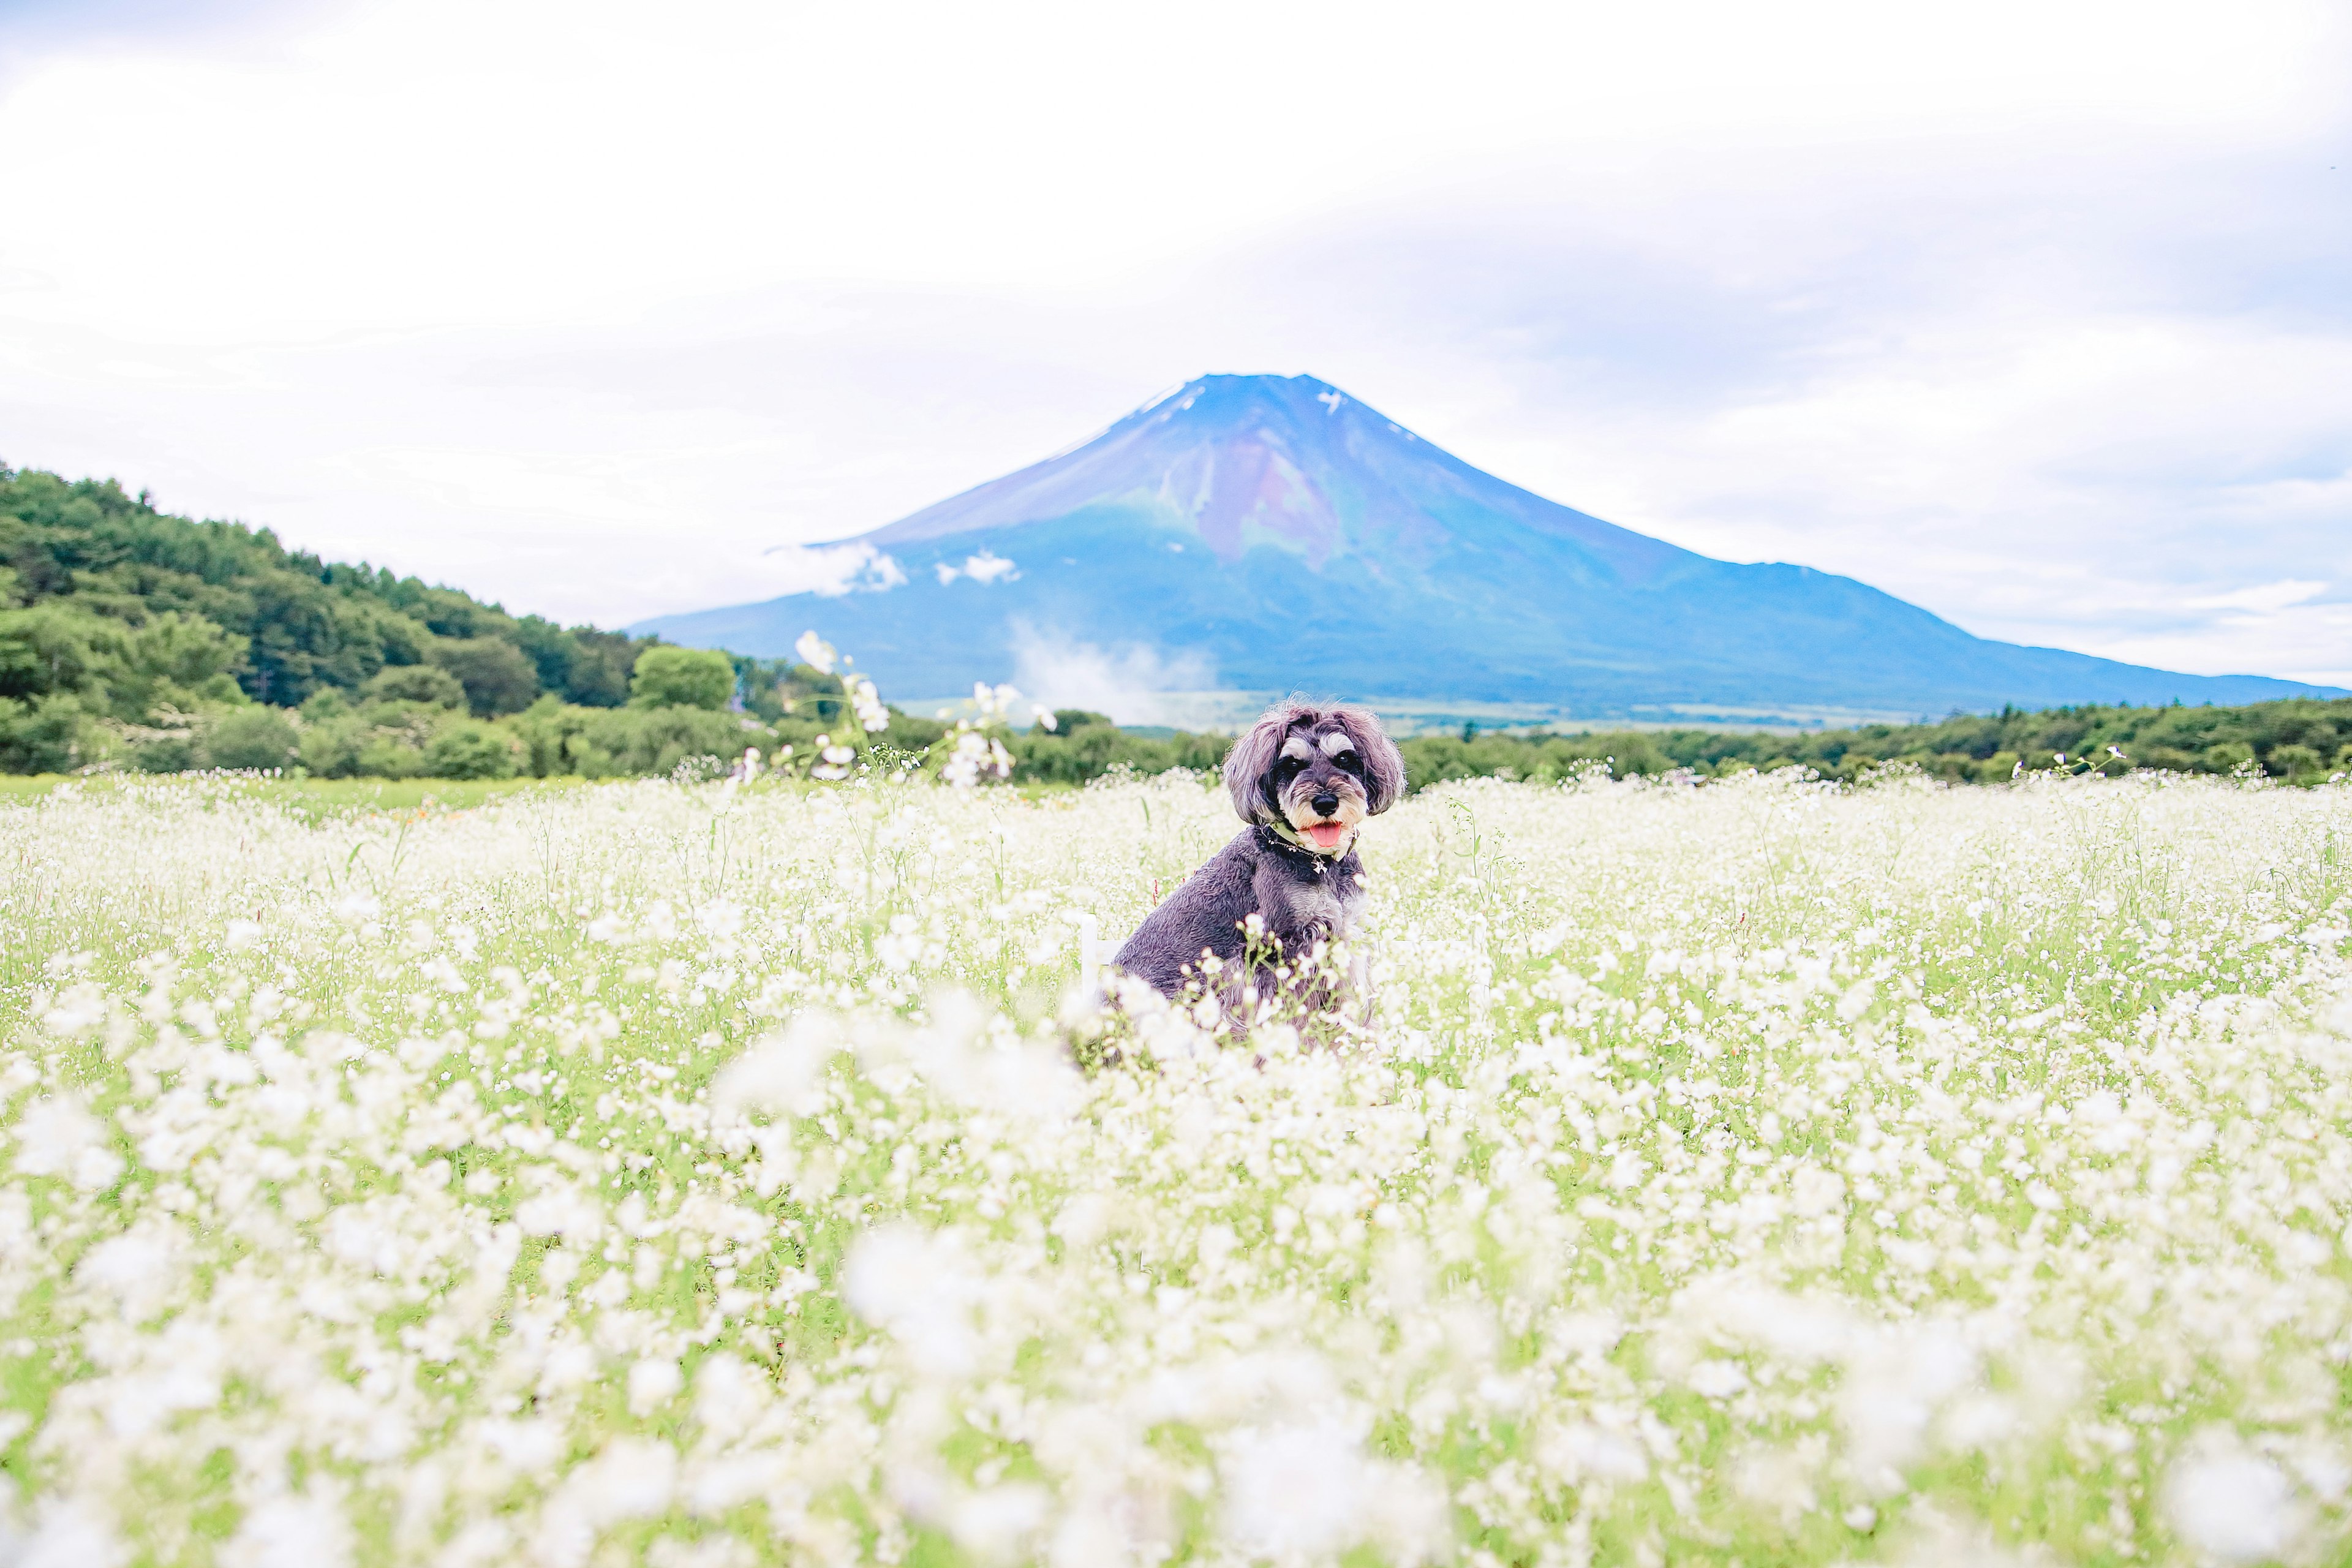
[425, 720, 522, 780]
[512, 701, 760, 777]
[2268, 744, 2325, 782]
[630, 647, 737, 711]
[0, 695, 88, 773]
[356, 732, 429, 779]
[299, 717, 369, 778]
[206, 707, 301, 771]
[129, 733, 203, 774]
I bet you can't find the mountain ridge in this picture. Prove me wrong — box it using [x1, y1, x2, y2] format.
[636, 374, 2339, 721]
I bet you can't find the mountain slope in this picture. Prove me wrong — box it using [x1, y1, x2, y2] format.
[637, 375, 2337, 719]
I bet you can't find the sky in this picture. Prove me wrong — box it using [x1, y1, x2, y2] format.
[2, 0, 2347, 686]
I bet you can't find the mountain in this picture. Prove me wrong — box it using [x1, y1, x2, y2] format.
[634, 374, 2339, 722]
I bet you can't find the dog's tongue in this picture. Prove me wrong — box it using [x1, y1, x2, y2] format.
[1305, 821, 1346, 851]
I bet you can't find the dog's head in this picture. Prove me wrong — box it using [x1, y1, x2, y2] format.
[1223, 701, 1406, 853]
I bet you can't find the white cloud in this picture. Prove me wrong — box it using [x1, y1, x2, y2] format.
[2189, 579, 2328, 614]
[935, 551, 1016, 586]
[761, 541, 904, 598]
[1007, 623, 1220, 728]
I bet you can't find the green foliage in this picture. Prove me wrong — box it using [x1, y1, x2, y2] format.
[1006, 717, 1226, 786]
[363, 665, 467, 709]
[2270, 743, 2326, 782]
[423, 720, 523, 780]
[630, 646, 737, 711]
[731, 655, 888, 727]
[1390, 696, 2352, 790]
[205, 707, 300, 772]
[0, 695, 86, 773]
[513, 701, 758, 777]
[0, 465, 660, 771]
[429, 638, 541, 716]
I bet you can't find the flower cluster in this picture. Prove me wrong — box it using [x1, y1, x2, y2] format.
[791, 630, 890, 741]
[1, 767, 2348, 1566]
[933, 684, 1037, 790]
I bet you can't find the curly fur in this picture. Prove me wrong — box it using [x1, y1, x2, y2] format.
[1115, 701, 1406, 1006]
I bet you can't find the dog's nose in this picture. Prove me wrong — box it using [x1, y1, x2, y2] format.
[1312, 791, 1339, 816]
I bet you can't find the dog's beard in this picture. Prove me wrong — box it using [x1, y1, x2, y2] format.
[1281, 788, 1366, 853]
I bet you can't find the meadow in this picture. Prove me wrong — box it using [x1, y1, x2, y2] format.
[2, 765, 2349, 1567]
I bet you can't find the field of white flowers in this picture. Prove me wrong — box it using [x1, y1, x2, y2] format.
[2, 766, 2350, 1567]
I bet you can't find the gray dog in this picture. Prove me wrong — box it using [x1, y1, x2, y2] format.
[1114, 701, 1406, 1005]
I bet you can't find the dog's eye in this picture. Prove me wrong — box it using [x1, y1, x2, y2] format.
[1275, 755, 1305, 775]
[1330, 748, 1360, 770]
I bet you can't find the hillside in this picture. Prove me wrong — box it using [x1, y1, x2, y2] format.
[0, 466, 659, 768]
[0, 464, 996, 782]
[636, 374, 2339, 721]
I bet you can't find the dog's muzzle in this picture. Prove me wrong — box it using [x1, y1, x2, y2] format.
[1298, 793, 1348, 851]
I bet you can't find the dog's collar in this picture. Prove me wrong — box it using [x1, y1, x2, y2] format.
[1261, 819, 1355, 860]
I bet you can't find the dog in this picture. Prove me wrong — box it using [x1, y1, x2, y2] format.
[1113, 700, 1406, 1012]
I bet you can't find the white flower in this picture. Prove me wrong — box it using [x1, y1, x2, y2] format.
[13, 1093, 124, 1191]
[17, 1499, 130, 1568]
[1689, 1359, 1750, 1398]
[1790, 1165, 1847, 1217]
[219, 1494, 352, 1568]
[1219, 1420, 1444, 1562]
[627, 1358, 684, 1415]
[793, 630, 837, 674]
[843, 1223, 978, 1376]
[712, 1020, 839, 1121]
[2165, 1434, 2302, 1563]
[946, 1483, 1050, 1564]
[847, 674, 890, 734]
[1220, 1422, 1373, 1558]
[73, 1224, 186, 1321]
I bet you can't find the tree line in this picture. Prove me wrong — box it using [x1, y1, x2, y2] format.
[1396, 699, 2352, 788]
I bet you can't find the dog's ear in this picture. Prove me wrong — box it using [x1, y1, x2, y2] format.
[1332, 706, 1406, 813]
[1223, 706, 1295, 823]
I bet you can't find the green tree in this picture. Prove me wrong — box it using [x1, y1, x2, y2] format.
[0, 695, 86, 772]
[0, 603, 125, 706]
[207, 708, 300, 771]
[430, 638, 541, 715]
[364, 665, 468, 709]
[425, 720, 522, 779]
[2269, 744, 2324, 782]
[0, 464, 662, 726]
[630, 646, 736, 710]
[115, 612, 247, 718]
